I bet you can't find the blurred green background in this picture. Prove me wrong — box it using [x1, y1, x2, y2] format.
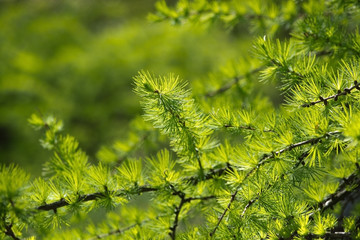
[0, 0, 247, 175]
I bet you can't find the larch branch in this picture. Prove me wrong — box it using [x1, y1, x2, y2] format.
[209, 131, 342, 237]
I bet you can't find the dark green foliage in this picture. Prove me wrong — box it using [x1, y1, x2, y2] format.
[1, 0, 360, 239]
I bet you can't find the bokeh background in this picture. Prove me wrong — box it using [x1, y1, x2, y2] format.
[0, 0, 250, 176]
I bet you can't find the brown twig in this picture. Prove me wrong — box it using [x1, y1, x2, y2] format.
[4, 223, 20, 240]
[37, 186, 158, 211]
[168, 182, 216, 239]
[301, 81, 360, 107]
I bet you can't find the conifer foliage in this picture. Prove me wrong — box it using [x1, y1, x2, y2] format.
[2, 0, 360, 239]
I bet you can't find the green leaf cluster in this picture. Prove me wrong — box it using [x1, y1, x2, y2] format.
[2, 0, 360, 240]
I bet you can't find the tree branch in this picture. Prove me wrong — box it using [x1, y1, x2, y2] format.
[37, 186, 158, 211]
[285, 170, 360, 240]
[185, 195, 216, 202]
[301, 81, 360, 107]
[319, 172, 360, 213]
[36, 131, 343, 239]
[168, 183, 216, 239]
[209, 131, 342, 237]
[240, 150, 311, 219]
[4, 223, 20, 240]
[169, 197, 186, 240]
[223, 124, 276, 134]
